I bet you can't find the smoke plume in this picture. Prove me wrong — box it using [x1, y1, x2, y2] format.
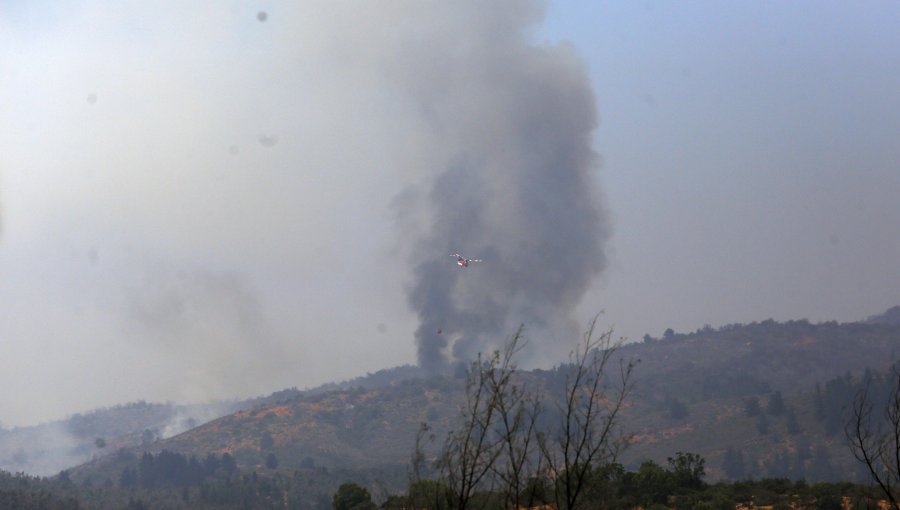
[389, 2, 611, 372]
[0, 0, 610, 426]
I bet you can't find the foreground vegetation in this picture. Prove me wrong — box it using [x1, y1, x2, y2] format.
[0, 455, 893, 510]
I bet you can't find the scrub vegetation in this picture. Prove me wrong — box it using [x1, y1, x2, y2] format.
[1, 313, 899, 508]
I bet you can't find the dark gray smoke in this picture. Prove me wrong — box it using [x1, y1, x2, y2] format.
[391, 2, 611, 373]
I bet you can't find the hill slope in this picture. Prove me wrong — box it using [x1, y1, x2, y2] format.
[0, 365, 425, 477]
[68, 311, 900, 488]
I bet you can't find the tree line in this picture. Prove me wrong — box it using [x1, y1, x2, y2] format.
[0, 321, 898, 509]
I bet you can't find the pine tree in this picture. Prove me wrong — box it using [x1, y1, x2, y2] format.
[766, 391, 785, 416]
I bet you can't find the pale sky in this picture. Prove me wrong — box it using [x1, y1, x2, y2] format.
[542, 1, 900, 337]
[1, 1, 898, 426]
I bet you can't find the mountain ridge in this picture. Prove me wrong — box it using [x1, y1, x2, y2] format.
[4, 308, 898, 486]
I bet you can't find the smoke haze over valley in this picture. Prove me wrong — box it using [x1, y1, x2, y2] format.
[1, 1, 899, 427]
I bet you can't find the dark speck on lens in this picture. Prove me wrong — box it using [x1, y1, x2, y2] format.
[258, 134, 278, 147]
[257, 11, 267, 22]
[87, 93, 97, 104]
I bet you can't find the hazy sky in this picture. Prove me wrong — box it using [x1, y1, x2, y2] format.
[1, 1, 898, 426]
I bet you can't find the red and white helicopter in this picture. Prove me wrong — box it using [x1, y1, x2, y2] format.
[451, 253, 482, 267]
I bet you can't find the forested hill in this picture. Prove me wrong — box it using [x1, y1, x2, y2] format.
[63, 310, 900, 490]
[608, 317, 899, 481]
[866, 305, 900, 325]
[0, 364, 426, 477]
[617, 317, 899, 402]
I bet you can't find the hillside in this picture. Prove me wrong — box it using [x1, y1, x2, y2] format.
[619, 318, 899, 398]
[0, 365, 426, 477]
[867, 305, 900, 326]
[66, 311, 900, 491]
[0, 401, 253, 477]
[67, 376, 461, 489]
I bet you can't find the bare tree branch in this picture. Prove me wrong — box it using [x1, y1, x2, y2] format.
[439, 329, 527, 510]
[431, 318, 636, 510]
[847, 367, 900, 510]
[538, 315, 638, 510]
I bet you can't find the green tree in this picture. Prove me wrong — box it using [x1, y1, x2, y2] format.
[786, 408, 802, 434]
[630, 460, 674, 507]
[667, 452, 706, 490]
[408, 479, 450, 510]
[767, 391, 786, 416]
[521, 475, 553, 508]
[332, 482, 376, 510]
[381, 494, 411, 509]
[260, 431, 274, 450]
[744, 396, 761, 417]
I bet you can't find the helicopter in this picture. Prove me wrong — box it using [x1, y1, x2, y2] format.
[451, 253, 482, 267]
